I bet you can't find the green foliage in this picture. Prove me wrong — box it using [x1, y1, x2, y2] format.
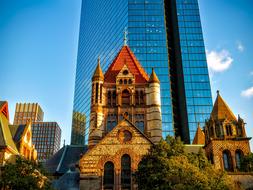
[135, 136, 237, 190]
[0, 156, 54, 190]
[240, 152, 253, 172]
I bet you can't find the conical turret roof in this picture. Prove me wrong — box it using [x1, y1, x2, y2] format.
[92, 57, 104, 80]
[211, 91, 237, 121]
[149, 68, 160, 84]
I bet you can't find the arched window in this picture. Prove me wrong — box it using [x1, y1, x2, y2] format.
[135, 91, 139, 105]
[121, 154, 131, 189]
[235, 150, 244, 170]
[209, 126, 214, 137]
[112, 91, 116, 106]
[128, 79, 132, 84]
[100, 85, 103, 103]
[223, 150, 233, 171]
[122, 89, 130, 106]
[107, 114, 117, 132]
[226, 125, 233, 136]
[107, 91, 111, 106]
[119, 79, 123, 84]
[124, 79, 127, 84]
[95, 83, 99, 103]
[135, 121, 144, 133]
[104, 161, 114, 189]
[215, 125, 220, 137]
[92, 84, 94, 103]
[140, 91, 144, 105]
[237, 125, 243, 136]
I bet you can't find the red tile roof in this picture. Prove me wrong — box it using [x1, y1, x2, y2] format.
[104, 46, 149, 83]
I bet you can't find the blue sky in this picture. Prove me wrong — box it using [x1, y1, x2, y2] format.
[0, 0, 252, 147]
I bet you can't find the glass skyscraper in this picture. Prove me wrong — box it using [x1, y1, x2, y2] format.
[71, 0, 212, 144]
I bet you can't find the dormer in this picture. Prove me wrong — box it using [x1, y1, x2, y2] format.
[116, 64, 135, 86]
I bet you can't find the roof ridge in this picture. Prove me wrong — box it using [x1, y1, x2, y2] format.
[104, 46, 149, 83]
[56, 145, 68, 173]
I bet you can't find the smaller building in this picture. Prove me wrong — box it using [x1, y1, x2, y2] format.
[32, 122, 61, 162]
[0, 101, 37, 165]
[71, 111, 86, 145]
[13, 102, 62, 162]
[14, 103, 44, 125]
[193, 91, 251, 172]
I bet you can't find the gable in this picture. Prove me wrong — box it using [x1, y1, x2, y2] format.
[0, 101, 9, 120]
[117, 64, 134, 79]
[80, 119, 153, 175]
[0, 113, 19, 154]
[104, 46, 149, 84]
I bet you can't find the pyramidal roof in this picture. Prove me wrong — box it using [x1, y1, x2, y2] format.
[211, 91, 237, 121]
[104, 46, 149, 83]
[192, 124, 205, 145]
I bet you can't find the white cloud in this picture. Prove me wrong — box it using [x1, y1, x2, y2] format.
[206, 49, 233, 73]
[236, 41, 244, 52]
[241, 86, 253, 98]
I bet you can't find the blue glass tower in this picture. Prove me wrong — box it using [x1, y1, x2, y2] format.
[71, 0, 212, 145]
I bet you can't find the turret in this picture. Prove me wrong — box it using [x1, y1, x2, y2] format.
[88, 58, 105, 148]
[146, 68, 162, 144]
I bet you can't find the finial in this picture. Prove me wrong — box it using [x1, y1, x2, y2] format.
[124, 28, 128, 46]
[97, 56, 100, 64]
[63, 139, 65, 147]
[217, 90, 220, 95]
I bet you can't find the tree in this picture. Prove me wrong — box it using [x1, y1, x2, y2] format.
[135, 136, 237, 190]
[241, 152, 253, 172]
[0, 156, 54, 190]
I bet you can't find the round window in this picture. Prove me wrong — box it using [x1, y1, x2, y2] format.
[118, 130, 132, 143]
[123, 70, 129, 75]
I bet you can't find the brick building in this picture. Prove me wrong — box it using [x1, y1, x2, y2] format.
[79, 44, 162, 190]
[193, 91, 251, 172]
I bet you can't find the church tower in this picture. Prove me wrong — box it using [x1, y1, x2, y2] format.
[146, 68, 162, 144]
[81, 44, 162, 190]
[204, 91, 251, 171]
[88, 45, 163, 148]
[88, 58, 105, 147]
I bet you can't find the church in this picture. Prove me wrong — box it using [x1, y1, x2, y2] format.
[78, 43, 162, 189]
[45, 42, 252, 190]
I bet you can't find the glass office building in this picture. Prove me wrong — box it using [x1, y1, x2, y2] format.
[32, 122, 61, 162]
[71, 0, 212, 144]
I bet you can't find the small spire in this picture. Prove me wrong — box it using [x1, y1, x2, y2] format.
[217, 90, 220, 95]
[97, 56, 100, 64]
[124, 28, 128, 46]
[149, 68, 160, 83]
[92, 56, 104, 80]
[63, 139, 65, 147]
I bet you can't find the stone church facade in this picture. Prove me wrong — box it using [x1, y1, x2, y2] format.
[79, 44, 162, 190]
